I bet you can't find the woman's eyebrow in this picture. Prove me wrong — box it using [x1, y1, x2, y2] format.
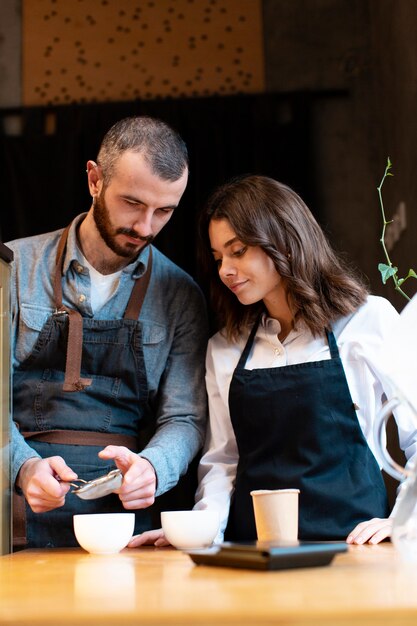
[210, 236, 240, 253]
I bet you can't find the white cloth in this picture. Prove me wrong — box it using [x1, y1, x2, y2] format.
[376, 293, 417, 415]
[194, 295, 417, 542]
[81, 255, 122, 314]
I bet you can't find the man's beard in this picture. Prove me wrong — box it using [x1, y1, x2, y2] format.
[93, 192, 154, 260]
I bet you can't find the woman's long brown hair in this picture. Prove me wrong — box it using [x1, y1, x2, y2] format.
[198, 175, 368, 340]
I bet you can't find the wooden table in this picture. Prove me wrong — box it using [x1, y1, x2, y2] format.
[1, 543, 417, 625]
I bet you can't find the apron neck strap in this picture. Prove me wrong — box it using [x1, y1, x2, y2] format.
[326, 328, 340, 359]
[123, 247, 153, 320]
[54, 222, 92, 391]
[236, 316, 262, 369]
[53, 222, 152, 391]
[237, 321, 339, 371]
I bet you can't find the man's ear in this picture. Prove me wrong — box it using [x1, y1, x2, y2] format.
[86, 160, 103, 197]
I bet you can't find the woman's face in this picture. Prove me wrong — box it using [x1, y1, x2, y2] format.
[209, 218, 287, 311]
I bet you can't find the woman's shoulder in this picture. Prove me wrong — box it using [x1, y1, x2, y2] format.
[333, 294, 399, 338]
[356, 294, 399, 324]
[207, 326, 250, 367]
[209, 327, 246, 350]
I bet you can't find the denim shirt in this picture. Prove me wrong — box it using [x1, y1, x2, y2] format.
[8, 214, 208, 496]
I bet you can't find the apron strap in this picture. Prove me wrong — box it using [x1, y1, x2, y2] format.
[12, 494, 27, 550]
[236, 316, 262, 370]
[238, 321, 340, 371]
[326, 329, 340, 359]
[62, 308, 93, 392]
[53, 223, 152, 391]
[20, 429, 138, 449]
[123, 247, 153, 320]
[54, 224, 92, 392]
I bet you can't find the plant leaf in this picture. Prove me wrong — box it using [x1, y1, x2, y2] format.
[398, 270, 417, 286]
[378, 263, 397, 284]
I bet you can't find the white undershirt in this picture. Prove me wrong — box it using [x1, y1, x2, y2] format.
[82, 255, 122, 314]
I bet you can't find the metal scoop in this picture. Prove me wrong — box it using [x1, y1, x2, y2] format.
[70, 469, 123, 500]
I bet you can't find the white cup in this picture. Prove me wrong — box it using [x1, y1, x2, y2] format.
[251, 489, 300, 542]
[73, 513, 135, 555]
[161, 510, 219, 550]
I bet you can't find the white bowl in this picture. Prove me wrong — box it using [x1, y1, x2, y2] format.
[73, 513, 135, 555]
[161, 510, 219, 550]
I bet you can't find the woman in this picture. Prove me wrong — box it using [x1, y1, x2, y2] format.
[192, 174, 417, 546]
[130, 174, 416, 548]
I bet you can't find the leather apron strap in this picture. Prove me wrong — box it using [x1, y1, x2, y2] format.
[53, 222, 152, 391]
[53, 223, 92, 392]
[123, 247, 153, 321]
[20, 429, 138, 448]
[12, 495, 27, 549]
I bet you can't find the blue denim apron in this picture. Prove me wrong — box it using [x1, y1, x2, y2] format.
[225, 319, 389, 541]
[13, 224, 154, 547]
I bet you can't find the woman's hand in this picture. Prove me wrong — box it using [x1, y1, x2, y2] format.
[128, 528, 170, 548]
[346, 517, 393, 545]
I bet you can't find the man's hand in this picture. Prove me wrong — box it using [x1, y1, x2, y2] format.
[346, 517, 393, 545]
[98, 446, 157, 509]
[17, 456, 78, 513]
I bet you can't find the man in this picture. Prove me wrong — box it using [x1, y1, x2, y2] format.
[8, 116, 208, 548]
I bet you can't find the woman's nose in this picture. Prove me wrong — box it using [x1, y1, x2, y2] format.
[219, 260, 236, 279]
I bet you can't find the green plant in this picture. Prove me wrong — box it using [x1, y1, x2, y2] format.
[377, 157, 416, 301]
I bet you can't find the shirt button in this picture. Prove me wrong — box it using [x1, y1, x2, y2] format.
[78, 294, 86, 303]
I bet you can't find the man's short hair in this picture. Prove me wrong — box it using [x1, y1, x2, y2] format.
[97, 116, 188, 183]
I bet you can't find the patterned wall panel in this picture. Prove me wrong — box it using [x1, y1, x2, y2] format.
[23, 0, 264, 105]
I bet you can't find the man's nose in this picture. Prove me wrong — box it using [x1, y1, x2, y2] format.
[133, 213, 153, 238]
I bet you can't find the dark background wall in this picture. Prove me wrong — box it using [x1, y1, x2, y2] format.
[0, 92, 316, 295]
[264, 0, 417, 309]
[1, 0, 416, 305]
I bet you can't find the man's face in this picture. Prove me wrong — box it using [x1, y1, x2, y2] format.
[92, 150, 188, 261]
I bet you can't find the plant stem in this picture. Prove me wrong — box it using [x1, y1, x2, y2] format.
[377, 159, 411, 301]
[377, 161, 393, 266]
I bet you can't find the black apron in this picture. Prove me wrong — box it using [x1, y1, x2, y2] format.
[225, 319, 389, 541]
[13, 224, 154, 548]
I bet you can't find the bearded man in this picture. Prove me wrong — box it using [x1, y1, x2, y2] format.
[8, 116, 208, 548]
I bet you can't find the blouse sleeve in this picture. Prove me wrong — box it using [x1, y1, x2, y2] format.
[363, 299, 417, 466]
[339, 296, 417, 470]
[194, 336, 239, 543]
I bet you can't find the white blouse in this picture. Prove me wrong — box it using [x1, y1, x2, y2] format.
[194, 295, 417, 542]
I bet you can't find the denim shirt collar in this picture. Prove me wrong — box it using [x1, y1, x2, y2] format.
[62, 213, 149, 279]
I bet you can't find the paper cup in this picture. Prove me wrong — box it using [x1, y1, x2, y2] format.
[251, 489, 300, 542]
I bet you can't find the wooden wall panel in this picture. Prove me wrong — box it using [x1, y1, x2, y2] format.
[22, 0, 264, 105]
